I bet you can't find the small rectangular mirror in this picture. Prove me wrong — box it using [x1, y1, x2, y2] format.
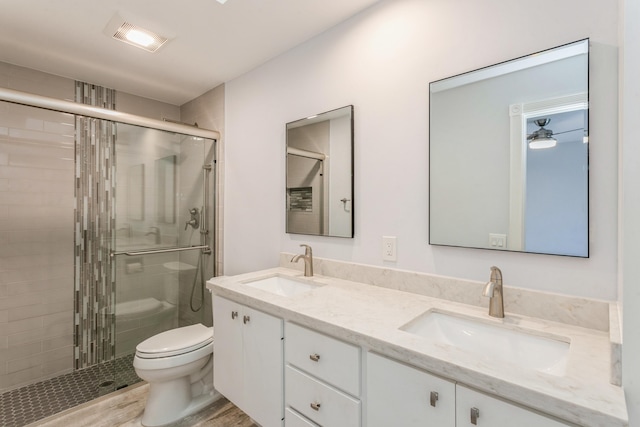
[429, 40, 589, 257]
[286, 105, 354, 238]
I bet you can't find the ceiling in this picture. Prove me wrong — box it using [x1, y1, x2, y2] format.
[0, 0, 380, 105]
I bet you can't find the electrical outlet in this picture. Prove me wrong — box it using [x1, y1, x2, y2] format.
[489, 233, 507, 249]
[382, 236, 397, 261]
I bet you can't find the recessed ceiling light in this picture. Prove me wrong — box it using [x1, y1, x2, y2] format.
[217, 0, 229, 3]
[113, 22, 168, 52]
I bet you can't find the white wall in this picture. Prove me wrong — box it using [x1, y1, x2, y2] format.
[224, 0, 619, 300]
[620, 0, 640, 423]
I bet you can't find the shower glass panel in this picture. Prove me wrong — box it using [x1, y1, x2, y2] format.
[113, 123, 214, 389]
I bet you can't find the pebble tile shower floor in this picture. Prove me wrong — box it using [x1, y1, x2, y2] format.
[0, 354, 141, 427]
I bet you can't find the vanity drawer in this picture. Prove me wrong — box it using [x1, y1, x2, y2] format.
[285, 365, 360, 427]
[285, 322, 360, 396]
[285, 408, 320, 427]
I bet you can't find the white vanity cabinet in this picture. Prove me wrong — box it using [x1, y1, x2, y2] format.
[213, 296, 284, 427]
[284, 322, 361, 426]
[456, 385, 572, 427]
[366, 352, 456, 427]
[366, 353, 572, 427]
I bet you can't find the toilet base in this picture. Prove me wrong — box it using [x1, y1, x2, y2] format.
[141, 376, 221, 427]
[139, 357, 220, 427]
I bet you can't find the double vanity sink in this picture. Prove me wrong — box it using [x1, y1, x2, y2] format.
[401, 310, 570, 377]
[244, 273, 570, 377]
[209, 264, 627, 426]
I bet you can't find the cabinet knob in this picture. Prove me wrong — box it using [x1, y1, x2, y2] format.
[231, 311, 238, 320]
[310, 402, 321, 411]
[470, 407, 480, 425]
[430, 391, 438, 407]
[243, 315, 250, 324]
[309, 353, 321, 362]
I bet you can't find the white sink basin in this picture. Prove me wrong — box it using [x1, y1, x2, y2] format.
[400, 311, 570, 376]
[243, 275, 322, 297]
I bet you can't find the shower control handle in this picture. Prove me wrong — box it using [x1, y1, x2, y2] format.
[184, 207, 200, 230]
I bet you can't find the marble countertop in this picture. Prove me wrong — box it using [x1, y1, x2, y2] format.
[207, 267, 628, 427]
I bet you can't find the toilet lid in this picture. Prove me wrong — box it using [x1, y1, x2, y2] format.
[136, 324, 213, 357]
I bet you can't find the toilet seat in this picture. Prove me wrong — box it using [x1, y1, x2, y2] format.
[136, 324, 214, 359]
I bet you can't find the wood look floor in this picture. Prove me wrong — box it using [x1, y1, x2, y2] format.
[26, 383, 258, 427]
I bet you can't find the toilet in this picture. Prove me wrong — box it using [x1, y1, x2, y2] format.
[133, 323, 220, 426]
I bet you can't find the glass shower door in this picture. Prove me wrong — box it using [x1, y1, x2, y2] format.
[112, 123, 214, 389]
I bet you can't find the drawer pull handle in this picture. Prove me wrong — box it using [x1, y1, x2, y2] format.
[309, 353, 321, 362]
[470, 407, 480, 425]
[231, 311, 238, 320]
[430, 391, 438, 407]
[243, 315, 250, 324]
[310, 402, 321, 411]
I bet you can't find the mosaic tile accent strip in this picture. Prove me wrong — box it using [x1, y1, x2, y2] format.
[288, 187, 313, 212]
[0, 355, 140, 427]
[74, 82, 117, 369]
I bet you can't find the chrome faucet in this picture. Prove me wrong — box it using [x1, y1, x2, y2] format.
[145, 226, 161, 244]
[482, 266, 504, 318]
[291, 244, 313, 277]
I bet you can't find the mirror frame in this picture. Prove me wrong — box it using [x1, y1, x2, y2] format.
[428, 39, 589, 257]
[285, 105, 354, 238]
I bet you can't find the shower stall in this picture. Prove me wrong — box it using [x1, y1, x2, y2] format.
[0, 85, 218, 426]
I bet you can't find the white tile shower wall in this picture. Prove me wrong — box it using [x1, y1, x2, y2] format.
[0, 96, 75, 392]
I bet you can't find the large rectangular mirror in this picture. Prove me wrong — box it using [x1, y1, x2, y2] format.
[429, 39, 589, 257]
[286, 105, 354, 237]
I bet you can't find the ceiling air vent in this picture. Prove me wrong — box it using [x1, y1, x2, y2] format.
[112, 22, 168, 53]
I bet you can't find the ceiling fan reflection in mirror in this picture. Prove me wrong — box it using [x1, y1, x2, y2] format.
[527, 118, 585, 150]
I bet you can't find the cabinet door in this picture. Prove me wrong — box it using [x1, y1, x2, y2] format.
[212, 296, 244, 407]
[456, 385, 571, 427]
[366, 352, 455, 427]
[243, 305, 284, 427]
